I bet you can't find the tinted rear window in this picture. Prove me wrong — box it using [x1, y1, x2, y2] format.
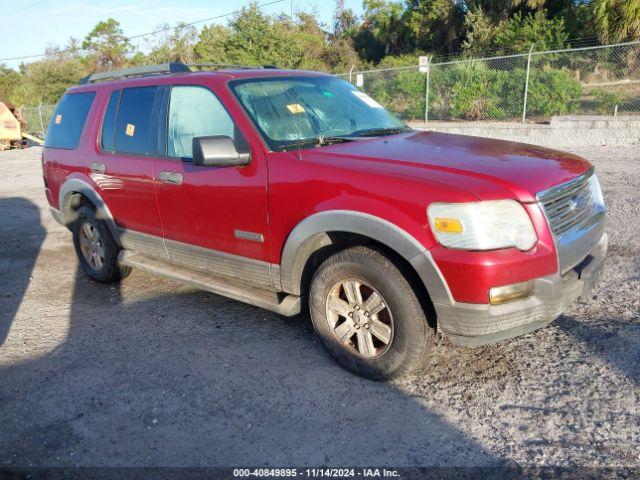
[45, 92, 95, 149]
[115, 86, 158, 155]
[101, 90, 121, 152]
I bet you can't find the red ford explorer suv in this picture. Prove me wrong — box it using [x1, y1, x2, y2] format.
[43, 63, 607, 380]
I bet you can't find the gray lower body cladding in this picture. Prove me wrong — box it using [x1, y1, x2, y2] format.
[436, 233, 608, 347]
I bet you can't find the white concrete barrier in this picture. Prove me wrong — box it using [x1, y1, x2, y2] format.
[410, 115, 640, 147]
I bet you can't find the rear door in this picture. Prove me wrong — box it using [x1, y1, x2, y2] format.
[89, 86, 167, 259]
[153, 83, 271, 286]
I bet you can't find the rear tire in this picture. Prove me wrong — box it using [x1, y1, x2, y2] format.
[72, 205, 131, 283]
[309, 246, 434, 380]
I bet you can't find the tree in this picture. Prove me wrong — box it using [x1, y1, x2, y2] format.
[194, 4, 358, 71]
[593, 0, 640, 42]
[0, 65, 21, 105]
[404, 0, 465, 54]
[462, 8, 499, 56]
[145, 23, 199, 64]
[350, 0, 408, 63]
[82, 19, 132, 70]
[334, 0, 359, 37]
[463, 9, 569, 55]
[11, 55, 87, 106]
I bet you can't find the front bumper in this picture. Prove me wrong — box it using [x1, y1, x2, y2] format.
[437, 233, 607, 347]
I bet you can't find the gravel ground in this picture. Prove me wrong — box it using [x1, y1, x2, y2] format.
[0, 146, 638, 470]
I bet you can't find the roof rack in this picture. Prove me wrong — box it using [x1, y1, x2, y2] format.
[188, 63, 265, 70]
[78, 62, 191, 85]
[78, 62, 281, 85]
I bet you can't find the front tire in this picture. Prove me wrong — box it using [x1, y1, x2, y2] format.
[309, 246, 434, 380]
[72, 205, 131, 283]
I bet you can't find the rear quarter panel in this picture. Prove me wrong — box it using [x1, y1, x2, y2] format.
[43, 88, 104, 210]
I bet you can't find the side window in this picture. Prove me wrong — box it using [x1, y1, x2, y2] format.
[45, 92, 95, 150]
[167, 86, 235, 159]
[115, 86, 158, 156]
[101, 90, 120, 152]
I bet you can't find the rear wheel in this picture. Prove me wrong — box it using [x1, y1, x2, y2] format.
[72, 206, 131, 283]
[309, 246, 434, 380]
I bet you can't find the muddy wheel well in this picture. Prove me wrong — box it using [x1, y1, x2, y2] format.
[298, 232, 437, 328]
[62, 192, 94, 228]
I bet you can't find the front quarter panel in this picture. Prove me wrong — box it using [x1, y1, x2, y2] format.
[269, 149, 559, 305]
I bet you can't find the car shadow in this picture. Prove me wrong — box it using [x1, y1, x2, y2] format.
[0, 197, 46, 346]
[0, 260, 503, 469]
[555, 314, 640, 387]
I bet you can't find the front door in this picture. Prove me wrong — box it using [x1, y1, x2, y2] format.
[153, 84, 271, 287]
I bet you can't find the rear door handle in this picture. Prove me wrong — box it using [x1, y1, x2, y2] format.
[159, 171, 183, 185]
[89, 162, 106, 174]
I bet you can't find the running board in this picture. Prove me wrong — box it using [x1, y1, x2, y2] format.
[118, 251, 301, 317]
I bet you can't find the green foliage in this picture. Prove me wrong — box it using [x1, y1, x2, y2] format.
[0, 64, 21, 105]
[11, 56, 88, 106]
[527, 67, 582, 116]
[363, 60, 581, 121]
[429, 63, 525, 120]
[144, 23, 199, 65]
[591, 88, 622, 114]
[3, 0, 631, 119]
[495, 11, 569, 52]
[464, 10, 569, 55]
[404, 0, 464, 54]
[364, 68, 426, 119]
[461, 8, 499, 56]
[194, 5, 357, 71]
[82, 18, 132, 70]
[593, 0, 640, 42]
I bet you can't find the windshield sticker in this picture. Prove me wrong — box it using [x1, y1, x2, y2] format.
[125, 124, 135, 137]
[286, 103, 305, 114]
[351, 91, 383, 109]
[321, 90, 334, 97]
[54, 114, 62, 125]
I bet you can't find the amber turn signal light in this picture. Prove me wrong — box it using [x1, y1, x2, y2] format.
[433, 217, 463, 234]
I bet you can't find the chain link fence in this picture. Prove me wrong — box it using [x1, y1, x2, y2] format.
[17, 40, 640, 138]
[340, 40, 640, 123]
[20, 104, 56, 138]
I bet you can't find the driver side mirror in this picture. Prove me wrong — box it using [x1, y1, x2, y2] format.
[192, 136, 251, 167]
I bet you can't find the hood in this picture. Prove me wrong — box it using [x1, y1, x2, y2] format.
[311, 131, 592, 202]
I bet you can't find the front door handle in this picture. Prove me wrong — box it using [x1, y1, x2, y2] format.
[159, 171, 183, 185]
[89, 162, 106, 174]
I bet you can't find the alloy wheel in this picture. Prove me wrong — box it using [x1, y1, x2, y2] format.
[78, 221, 105, 270]
[325, 279, 394, 358]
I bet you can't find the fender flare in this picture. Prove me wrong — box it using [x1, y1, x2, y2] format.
[58, 178, 121, 246]
[278, 210, 453, 306]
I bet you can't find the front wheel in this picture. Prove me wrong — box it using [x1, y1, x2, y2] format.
[309, 246, 434, 380]
[72, 206, 131, 283]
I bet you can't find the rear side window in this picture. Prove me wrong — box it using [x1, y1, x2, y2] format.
[45, 92, 95, 149]
[101, 90, 120, 152]
[115, 86, 158, 155]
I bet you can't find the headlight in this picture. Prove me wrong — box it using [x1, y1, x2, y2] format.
[589, 173, 605, 208]
[428, 200, 537, 251]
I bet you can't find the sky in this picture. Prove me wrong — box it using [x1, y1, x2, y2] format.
[0, 0, 364, 69]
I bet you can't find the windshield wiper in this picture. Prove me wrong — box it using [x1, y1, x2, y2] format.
[277, 136, 354, 152]
[349, 127, 413, 137]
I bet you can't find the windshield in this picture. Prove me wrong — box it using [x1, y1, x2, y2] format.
[230, 76, 408, 151]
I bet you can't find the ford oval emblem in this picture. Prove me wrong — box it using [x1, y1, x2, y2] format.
[570, 194, 588, 212]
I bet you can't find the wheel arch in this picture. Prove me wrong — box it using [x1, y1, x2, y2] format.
[278, 210, 453, 308]
[58, 178, 121, 246]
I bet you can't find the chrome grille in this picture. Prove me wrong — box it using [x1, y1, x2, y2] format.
[538, 168, 598, 237]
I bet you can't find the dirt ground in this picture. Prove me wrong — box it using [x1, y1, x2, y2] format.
[0, 146, 638, 469]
